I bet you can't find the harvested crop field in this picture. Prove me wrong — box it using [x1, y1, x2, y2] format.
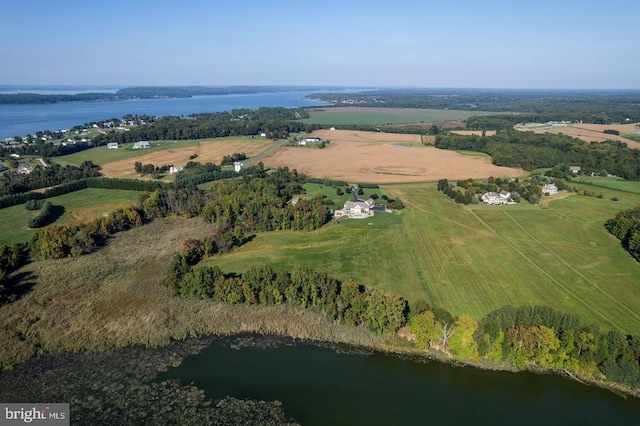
[100, 138, 276, 179]
[262, 130, 524, 183]
[515, 122, 640, 149]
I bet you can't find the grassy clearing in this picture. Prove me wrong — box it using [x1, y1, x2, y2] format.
[0, 188, 141, 245]
[300, 107, 496, 126]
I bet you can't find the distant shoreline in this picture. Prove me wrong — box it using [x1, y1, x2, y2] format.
[0, 85, 353, 105]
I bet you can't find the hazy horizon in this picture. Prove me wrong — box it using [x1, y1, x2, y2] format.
[2, 0, 639, 90]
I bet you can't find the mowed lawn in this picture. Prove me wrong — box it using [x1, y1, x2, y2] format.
[206, 185, 640, 335]
[0, 188, 141, 245]
[572, 176, 640, 194]
[300, 107, 497, 126]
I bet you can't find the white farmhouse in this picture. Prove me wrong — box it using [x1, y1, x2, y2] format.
[169, 165, 184, 174]
[542, 184, 558, 195]
[234, 161, 244, 172]
[335, 198, 377, 219]
[133, 141, 151, 149]
[481, 190, 511, 205]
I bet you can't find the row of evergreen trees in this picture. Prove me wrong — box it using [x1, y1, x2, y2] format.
[0, 177, 171, 209]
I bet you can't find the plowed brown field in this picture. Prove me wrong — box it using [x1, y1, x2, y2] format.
[100, 139, 276, 179]
[262, 130, 525, 183]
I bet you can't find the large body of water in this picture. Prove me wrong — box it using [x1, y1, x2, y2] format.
[0, 90, 329, 139]
[157, 337, 640, 426]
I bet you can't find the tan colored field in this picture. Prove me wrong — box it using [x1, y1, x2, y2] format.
[450, 130, 497, 136]
[100, 139, 276, 179]
[262, 130, 525, 183]
[516, 122, 640, 149]
[68, 202, 135, 223]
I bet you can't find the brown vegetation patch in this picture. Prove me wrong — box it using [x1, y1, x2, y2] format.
[516, 123, 640, 149]
[262, 130, 524, 183]
[100, 139, 276, 179]
[68, 203, 136, 224]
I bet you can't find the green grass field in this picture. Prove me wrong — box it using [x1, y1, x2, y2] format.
[299, 108, 497, 126]
[204, 184, 640, 335]
[623, 133, 640, 142]
[53, 140, 203, 167]
[0, 188, 141, 245]
[572, 176, 640, 194]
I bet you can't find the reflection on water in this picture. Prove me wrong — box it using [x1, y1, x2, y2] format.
[156, 336, 640, 426]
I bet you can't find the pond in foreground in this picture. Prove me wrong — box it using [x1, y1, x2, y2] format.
[156, 336, 640, 425]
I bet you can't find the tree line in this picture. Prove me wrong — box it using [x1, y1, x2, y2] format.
[0, 177, 170, 209]
[167, 248, 408, 335]
[435, 130, 640, 179]
[605, 205, 640, 262]
[89, 108, 315, 145]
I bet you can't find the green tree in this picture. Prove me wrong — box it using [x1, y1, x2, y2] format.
[448, 316, 479, 360]
[410, 310, 442, 350]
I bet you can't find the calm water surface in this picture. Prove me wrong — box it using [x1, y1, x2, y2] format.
[157, 337, 640, 426]
[0, 91, 329, 139]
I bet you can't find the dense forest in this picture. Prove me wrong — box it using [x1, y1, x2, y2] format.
[308, 89, 640, 124]
[434, 130, 640, 179]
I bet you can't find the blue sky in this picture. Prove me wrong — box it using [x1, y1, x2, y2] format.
[1, 0, 638, 89]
